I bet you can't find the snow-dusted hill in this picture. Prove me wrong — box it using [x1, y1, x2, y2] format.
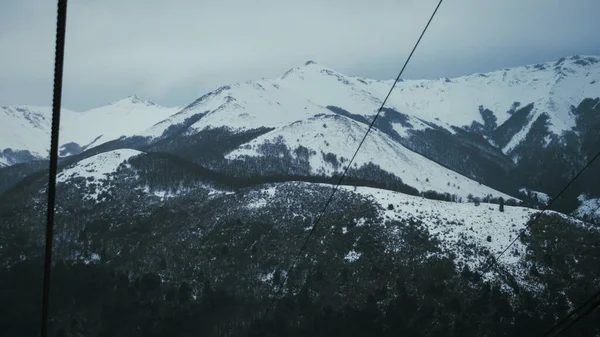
[0, 96, 180, 165]
[340, 185, 599, 293]
[2, 167, 598, 335]
[57, 148, 142, 183]
[56, 149, 144, 202]
[245, 182, 537, 271]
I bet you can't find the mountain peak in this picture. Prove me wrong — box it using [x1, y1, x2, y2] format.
[279, 61, 338, 80]
[112, 95, 158, 107]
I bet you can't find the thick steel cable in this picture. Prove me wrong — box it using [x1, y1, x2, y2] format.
[41, 1, 68, 336]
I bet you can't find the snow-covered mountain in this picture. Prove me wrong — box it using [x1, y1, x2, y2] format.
[4, 56, 599, 161]
[2, 55, 598, 211]
[99, 56, 594, 154]
[132, 56, 597, 203]
[285, 57, 599, 150]
[0, 95, 180, 166]
[152, 55, 598, 147]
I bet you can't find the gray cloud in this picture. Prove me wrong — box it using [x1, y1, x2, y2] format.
[1, 0, 599, 111]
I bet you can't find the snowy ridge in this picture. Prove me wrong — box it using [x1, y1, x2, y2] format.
[142, 81, 336, 138]
[278, 63, 385, 118]
[140, 55, 600, 157]
[226, 114, 514, 199]
[275, 57, 600, 151]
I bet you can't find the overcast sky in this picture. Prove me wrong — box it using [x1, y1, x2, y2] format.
[1, 0, 599, 111]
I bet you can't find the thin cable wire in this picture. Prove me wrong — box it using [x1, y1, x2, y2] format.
[556, 297, 600, 336]
[270, 0, 444, 306]
[41, 1, 68, 337]
[539, 288, 600, 337]
[480, 150, 600, 274]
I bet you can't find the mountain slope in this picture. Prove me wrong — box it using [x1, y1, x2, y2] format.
[226, 114, 513, 199]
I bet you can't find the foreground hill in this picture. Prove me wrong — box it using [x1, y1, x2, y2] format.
[0, 148, 598, 336]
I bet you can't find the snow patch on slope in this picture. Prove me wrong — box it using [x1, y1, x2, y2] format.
[344, 250, 362, 262]
[142, 81, 335, 138]
[57, 149, 143, 202]
[245, 185, 280, 210]
[58, 149, 142, 182]
[519, 188, 551, 204]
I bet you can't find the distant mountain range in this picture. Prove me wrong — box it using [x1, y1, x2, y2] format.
[0, 95, 180, 166]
